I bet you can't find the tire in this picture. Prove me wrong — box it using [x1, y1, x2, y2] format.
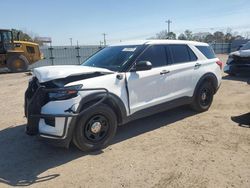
[7, 54, 29, 72]
[191, 82, 214, 112]
[73, 104, 117, 152]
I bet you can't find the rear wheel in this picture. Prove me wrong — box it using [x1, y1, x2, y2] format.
[7, 54, 29, 72]
[191, 82, 214, 112]
[73, 104, 117, 152]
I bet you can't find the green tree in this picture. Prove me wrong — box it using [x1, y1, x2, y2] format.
[213, 31, 225, 42]
[178, 33, 187, 40]
[204, 34, 215, 43]
[155, 30, 176, 39]
[167, 32, 176, 39]
[184, 30, 193, 40]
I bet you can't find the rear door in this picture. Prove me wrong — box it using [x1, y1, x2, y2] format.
[126, 45, 170, 114]
[162, 44, 199, 99]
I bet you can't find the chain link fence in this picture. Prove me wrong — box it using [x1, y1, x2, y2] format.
[209, 43, 231, 54]
[29, 43, 231, 69]
[30, 45, 101, 69]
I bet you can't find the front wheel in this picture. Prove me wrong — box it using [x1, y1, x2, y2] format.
[191, 82, 214, 112]
[73, 104, 117, 152]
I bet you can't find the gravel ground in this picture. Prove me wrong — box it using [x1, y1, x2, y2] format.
[0, 54, 249, 188]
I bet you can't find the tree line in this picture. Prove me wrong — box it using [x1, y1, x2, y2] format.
[154, 29, 247, 43]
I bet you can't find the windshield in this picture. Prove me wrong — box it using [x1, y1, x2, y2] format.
[82, 45, 141, 71]
[2, 31, 12, 43]
[240, 42, 250, 50]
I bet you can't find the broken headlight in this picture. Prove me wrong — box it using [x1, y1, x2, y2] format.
[48, 84, 82, 100]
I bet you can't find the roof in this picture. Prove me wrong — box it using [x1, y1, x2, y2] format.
[0, 29, 11, 31]
[13, 40, 39, 46]
[109, 40, 208, 47]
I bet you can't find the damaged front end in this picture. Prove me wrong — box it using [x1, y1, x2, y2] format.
[224, 54, 250, 75]
[24, 75, 109, 147]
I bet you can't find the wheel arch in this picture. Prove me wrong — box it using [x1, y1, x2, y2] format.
[193, 73, 219, 97]
[77, 92, 127, 125]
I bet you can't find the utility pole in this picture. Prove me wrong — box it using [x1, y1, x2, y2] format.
[69, 38, 73, 46]
[102, 33, 107, 46]
[165, 19, 172, 34]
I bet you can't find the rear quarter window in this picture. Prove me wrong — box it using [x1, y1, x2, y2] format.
[196, 46, 216, 59]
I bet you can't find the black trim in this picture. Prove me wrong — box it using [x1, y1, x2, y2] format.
[123, 96, 193, 124]
[76, 92, 127, 124]
[124, 73, 130, 114]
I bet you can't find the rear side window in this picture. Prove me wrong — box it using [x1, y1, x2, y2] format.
[169, 45, 197, 64]
[137, 45, 167, 68]
[196, 45, 216, 59]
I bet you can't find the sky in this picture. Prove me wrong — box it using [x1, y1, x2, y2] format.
[1, 0, 250, 45]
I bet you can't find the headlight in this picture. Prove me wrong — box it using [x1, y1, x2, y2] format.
[48, 84, 82, 100]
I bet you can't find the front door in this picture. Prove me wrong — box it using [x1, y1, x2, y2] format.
[126, 45, 170, 114]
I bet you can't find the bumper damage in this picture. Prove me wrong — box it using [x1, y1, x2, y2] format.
[25, 78, 109, 147]
[224, 55, 250, 75]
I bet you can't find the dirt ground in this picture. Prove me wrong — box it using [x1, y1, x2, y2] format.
[0, 54, 249, 188]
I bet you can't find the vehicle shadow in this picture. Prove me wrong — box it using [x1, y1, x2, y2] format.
[0, 106, 196, 186]
[222, 75, 250, 82]
[231, 112, 250, 128]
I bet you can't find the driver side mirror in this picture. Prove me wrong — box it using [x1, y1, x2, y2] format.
[133, 61, 152, 71]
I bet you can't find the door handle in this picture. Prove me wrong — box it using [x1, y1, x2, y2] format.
[194, 63, 201, 68]
[160, 70, 170, 75]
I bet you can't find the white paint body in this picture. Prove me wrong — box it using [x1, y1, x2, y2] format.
[32, 40, 222, 138]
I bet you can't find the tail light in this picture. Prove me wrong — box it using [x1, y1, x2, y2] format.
[216, 60, 223, 70]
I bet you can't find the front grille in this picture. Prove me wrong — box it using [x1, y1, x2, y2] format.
[25, 77, 47, 135]
[25, 77, 39, 100]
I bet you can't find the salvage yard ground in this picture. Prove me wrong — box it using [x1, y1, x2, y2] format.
[0, 55, 249, 188]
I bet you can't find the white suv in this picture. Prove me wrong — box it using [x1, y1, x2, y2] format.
[25, 40, 222, 151]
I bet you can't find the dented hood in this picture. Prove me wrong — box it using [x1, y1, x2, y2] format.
[33, 65, 114, 83]
[230, 50, 250, 57]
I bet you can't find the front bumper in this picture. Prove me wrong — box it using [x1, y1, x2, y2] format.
[224, 56, 250, 75]
[224, 63, 250, 75]
[25, 79, 109, 147]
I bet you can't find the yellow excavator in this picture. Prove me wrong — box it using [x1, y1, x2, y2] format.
[0, 29, 42, 72]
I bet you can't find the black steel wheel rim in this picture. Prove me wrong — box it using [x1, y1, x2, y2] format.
[84, 114, 109, 142]
[199, 87, 212, 107]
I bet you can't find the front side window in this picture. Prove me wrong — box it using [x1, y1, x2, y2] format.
[2, 31, 12, 43]
[82, 45, 141, 71]
[137, 45, 167, 68]
[169, 44, 197, 64]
